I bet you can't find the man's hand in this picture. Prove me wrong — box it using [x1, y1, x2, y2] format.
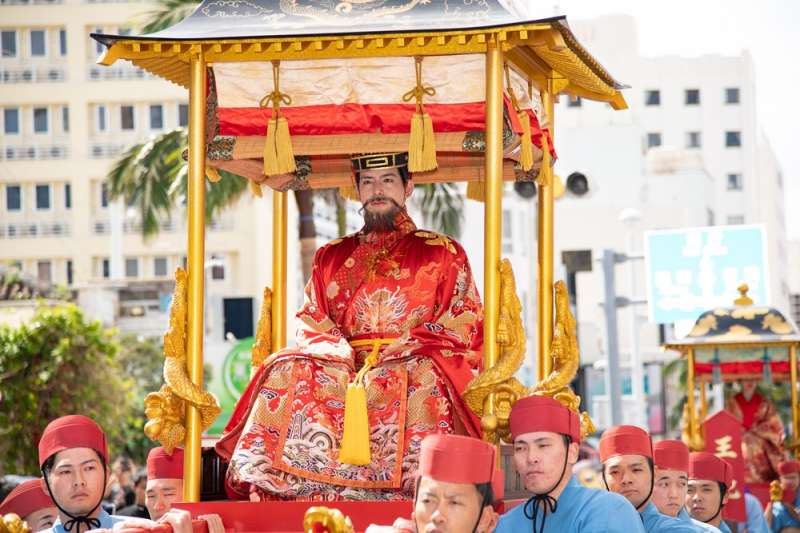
[103, 509, 192, 533]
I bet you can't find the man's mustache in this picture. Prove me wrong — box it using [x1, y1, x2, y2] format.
[365, 196, 401, 208]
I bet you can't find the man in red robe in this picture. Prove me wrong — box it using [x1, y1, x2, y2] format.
[216, 152, 483, 500]
[724, 379, 786, 483]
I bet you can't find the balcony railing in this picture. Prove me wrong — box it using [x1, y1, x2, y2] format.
[87, 64, 156, 81]
[0, 144, 69, 160]
[89, 143, 127, 159]
[92, 215, 234, 235]
[0, 221, 71, 238]
[0, 66, 67, 83]
[0, 0, 62, 4]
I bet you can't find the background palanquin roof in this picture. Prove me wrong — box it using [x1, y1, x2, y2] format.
[90, 0, 629, 190]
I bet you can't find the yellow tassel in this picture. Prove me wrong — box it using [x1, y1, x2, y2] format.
[338, 382, 371, 465]
[518, 110, 534, 172]
[249, 180, 262, 197]
[338, 186, 359, 202]
[466, 180, 485, 202]
[205, 165, 222, 183]
[408, 111, 437, 173]
[263, 116, 296, 176]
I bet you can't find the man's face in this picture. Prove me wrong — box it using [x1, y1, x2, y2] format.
[44, 447, 108, 516]
[145, 478, 183, 521]
[23, 507, 58, 532]
[741, 379, 758, 397]
[780, 472, 800, 491]
[686, 479, 727, 523]
[513, 432, 578, 494]
[134, 478, 146, 505]
[357, 168, 412, 215]
[651, 468, 688, 517]
[413, 477, 496, 533]
[604, 454, 652, 509]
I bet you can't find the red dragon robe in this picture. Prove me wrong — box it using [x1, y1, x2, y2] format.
[725, 391, 786, 483]
[216, 211, 483, 500]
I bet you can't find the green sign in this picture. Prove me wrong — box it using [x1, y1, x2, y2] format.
[207, 337, 254, 435]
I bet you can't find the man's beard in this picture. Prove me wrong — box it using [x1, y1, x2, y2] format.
[361, 197, 402, 233]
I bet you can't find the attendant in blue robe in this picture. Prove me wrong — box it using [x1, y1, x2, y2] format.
[686, 452, 735, 533]
[496, 396, 645, 533]
[768, 460, 800, 533]
[739, 492, 769, 533]
[599, 427, 695, 533]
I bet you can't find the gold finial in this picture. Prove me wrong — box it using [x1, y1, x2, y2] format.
[734, 284, 753, 306]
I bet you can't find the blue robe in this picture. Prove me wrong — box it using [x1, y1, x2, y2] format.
[677, 507, 722, 533]
[771, 492, 800, 533]
[739, 493, 769, 533]
[496, 478, 646, 533]
[641, 502, 696, 533]
[718, 521, 732, 533]
[42, 509, 127, 533]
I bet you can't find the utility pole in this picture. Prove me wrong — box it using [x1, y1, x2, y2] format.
[601, 249, 623, 426]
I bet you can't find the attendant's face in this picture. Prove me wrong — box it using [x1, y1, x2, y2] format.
[357, 168, 412, 214]
[686, 479, 727, 523]
[145, 478, 183, 521]
[604, 454, 652, 509]
[651, 468, 688, 517]
[24, 507, 58, 532]
[780, 472, 800, 491]
[513, 431, 579, 494]
[413, 477, 497, 533]
[44, 448, 108, 516]
[741, 380, 758, 397]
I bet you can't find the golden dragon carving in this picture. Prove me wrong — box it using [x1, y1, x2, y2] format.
[251, 287, 272, 372]
[144, 267, 221, 453]
[1, 514, 31, 533]
[680, 401, 705, 451]
[302, 507, 354, 533]
[463, 261, 595, 443]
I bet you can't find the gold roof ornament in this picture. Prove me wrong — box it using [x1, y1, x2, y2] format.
[734, 283, 754, 306]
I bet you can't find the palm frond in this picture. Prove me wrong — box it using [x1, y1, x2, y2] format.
[137, 0, 200, 34]
[416, 183, 463, 238]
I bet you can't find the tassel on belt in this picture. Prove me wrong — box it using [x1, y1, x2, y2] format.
[338, 338, 395, 465]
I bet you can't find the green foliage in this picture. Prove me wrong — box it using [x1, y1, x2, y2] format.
[138, 0, 199, 34]
[416, 183, 463, 238]
[0, 305, 134, 475]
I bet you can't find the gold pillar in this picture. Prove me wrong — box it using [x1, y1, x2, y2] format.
[271, 191, 288, 351]
[536, 83, 555, 379]
[699, 380, 708, 422]
[686, 348, 697, 448]
[482, 41, 504, 434]
[183, 51, 206, 502]
[790, 344, 799, 456]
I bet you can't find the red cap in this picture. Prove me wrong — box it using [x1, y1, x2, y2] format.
[491, 468, 504, 503]
[778, 460, 800, 476]
[509, 395, 581, 443]
[653, 440, 689, 472]
[146, 447, 184, 480]
[0, 480, 54, 518]
[688, 452, 733, 489]
[38, 415, 108, 467]
[599, 425, 653, 462]
[418, 435, 495, 485]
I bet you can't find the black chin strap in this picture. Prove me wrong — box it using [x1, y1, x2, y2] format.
[470, 487, 493, 533]
[42, 463, 106, 533]
[601, 461, 654, 512]
[522, 448, 569, 533]
[703, 486, 726, 525]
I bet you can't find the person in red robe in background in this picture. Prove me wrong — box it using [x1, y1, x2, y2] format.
[216, 152, 483, 501]
[724, 379, 786, 483]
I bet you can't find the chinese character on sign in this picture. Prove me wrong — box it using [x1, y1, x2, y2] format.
[714, 435, 737, 459]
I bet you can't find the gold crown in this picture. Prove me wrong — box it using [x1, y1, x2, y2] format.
[351, 152, 409, 172]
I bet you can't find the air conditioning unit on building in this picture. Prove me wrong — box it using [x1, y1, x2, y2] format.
[21, 68, 34, 82]
[47, 69, 62, 81]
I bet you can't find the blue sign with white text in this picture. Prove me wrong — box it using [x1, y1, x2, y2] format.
[644, 225, 768, 324]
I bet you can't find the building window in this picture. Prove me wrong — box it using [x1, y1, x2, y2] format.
[36, 184, 51, 210]
[645, 90, 660, 106]
[685, 89, 700, 105]
[120, 105, 135, 130]
[102, 258, 110, 279]
[59, 29, 67, 56]
[100, 183, 110, 208]
[725, 87, 740, 104]
[125, 258, 139, 278]
[154, 257, 168, 277]
[30, 30, 47, 57]
[61, 106, 69, 133]
[686, 131, 701, 148]
[94, 27, 104, 55]
[33, 107, 48, 134]
[646, 132, 662, 148]
[1, 30, 17, 58]
[725, 131, 741, 147]
[37, 261, 52, 284]
[727, 173, 743, 190]
[65, 183, 71, 208]
[6, 185, 22, 211]
[727, 215, 745, 225]
[96, 105, 107, 132]
[210, 255, 225, 280]
[3, 108, 20, 134]
[66, 260, 73, 285]
[567, 95, 582, 108]
[149, 104, 164, 129]
[178, 104, 189, 127]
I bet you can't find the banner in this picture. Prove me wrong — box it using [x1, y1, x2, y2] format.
[703, 410, 746, 522]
